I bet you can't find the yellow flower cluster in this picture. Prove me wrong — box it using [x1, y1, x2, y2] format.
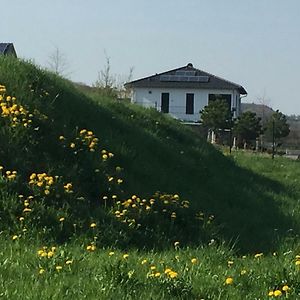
[147, 266, 178, 279]
[268, 285, 289, 297]
[164, 268, 178, 279]
[79, 129, 99, 152]
[295, 255, 300, 265]
[101, 149, 114, 161]
[37, 246, 57, 258]
[86, 243, 96, 252]
[113, 193, 190, 228]
[0, 166, 17, 181]
[19, 194, 34, 213]
[29, 172, 56, 195]
[0, 84, 6, 93]
[63, 183, 73, 193]
[0, 87, 33, 128]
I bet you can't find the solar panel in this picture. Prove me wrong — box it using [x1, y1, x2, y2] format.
[160, 75, 209, 82]
[175, 70, 196, 76]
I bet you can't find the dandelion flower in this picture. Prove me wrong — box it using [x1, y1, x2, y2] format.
[39, 268, 45, 275]
[12, 235, 18, 240]
[59, 217, 65, 222]
[90, 223, 96, 228]
[47, 251, 54, 258]
[55, 265, 63, 271]
[65, 260, 73, 265]
[108, 251, 115, 256]
[273, 290, 282, 297]
[225, 277, 233, 285]
[254, 253, 263, 258]
[191, 258, 197, 264]
[123, 254, 129, 259]
[282, 285, 289, 292]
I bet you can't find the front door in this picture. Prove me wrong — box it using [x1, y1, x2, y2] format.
[161, 93, 169, 113]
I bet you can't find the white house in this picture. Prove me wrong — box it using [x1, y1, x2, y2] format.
[125, 63, 247, 122]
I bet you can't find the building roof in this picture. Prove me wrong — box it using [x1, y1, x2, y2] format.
[125, 63, 247, 94]
[0, 43, 17, 57]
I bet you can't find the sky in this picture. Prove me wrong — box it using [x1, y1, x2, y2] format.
[1, 0, 300, 115]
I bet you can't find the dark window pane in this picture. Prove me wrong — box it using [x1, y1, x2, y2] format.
[186, 93, 194, 114]
[161, 93, 169, 113]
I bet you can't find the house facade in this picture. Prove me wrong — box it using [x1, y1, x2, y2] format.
[125, 63, 247, 122]
[0, 43, 17, 57]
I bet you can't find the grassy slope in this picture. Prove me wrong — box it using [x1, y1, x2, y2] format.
[1, 57, 300, 299]
[1, 56, 300, 252]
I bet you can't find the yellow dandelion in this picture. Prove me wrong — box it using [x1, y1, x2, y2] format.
[168, 271, 178, 279]
[174, 241, 180, 247]
[225, 277, 233, 285]
[150, 266, 156, 270]
[154, 272, 161, 277]
[282, 285, 289, 292]
[268, 291, 274, 296]
[254, 253, 263, 258]
[90, 223, 97, 228]
[59, 217, 65, 222]
[141, 259, 147, 265]
[191, 258, 197, 264]
[273, 290, 282, 297]
[55, 265, 63, 271]
[47, 251, 54, 258]
[123, 254, 129, 259]
[12, 235, 18, 240]
[65, 260, 73, 265]
[39, 268, 45, 275]
[108, 251, 115, 256]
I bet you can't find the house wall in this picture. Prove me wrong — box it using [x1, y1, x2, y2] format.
[132, 87, 241, 122]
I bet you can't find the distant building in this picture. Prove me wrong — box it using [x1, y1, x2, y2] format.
[125, 63, 247, 122]
[0, 43, 17, 57]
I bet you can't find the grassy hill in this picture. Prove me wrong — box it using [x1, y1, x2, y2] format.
[1, 56, 300, 252]
[1, 56, 300, 298]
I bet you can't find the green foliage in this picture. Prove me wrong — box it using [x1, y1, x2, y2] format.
[200, 99, 233, 131]
[264, 110, 290, 141]
[233, 111, 262, 145]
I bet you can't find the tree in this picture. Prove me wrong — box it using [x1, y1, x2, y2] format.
[233, 111, 262, 146]
[47, 47, 70, 77]
[264, 110, 290, 141]
[94, 52, 118, 98]
[200, 99, 233, 131]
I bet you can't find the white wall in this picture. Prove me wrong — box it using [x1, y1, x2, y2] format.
[132, 87, 241, 122]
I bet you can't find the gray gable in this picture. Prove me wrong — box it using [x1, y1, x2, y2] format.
[126, 63, 247, 95]
[0, 43, 17, 57]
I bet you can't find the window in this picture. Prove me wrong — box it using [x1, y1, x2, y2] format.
[186, 93, 194, 114]
[161, 93, 169, 113]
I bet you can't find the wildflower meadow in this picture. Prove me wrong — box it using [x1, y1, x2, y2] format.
[1, 56, 300, 299]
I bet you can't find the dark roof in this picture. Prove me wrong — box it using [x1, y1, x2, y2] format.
[125, 63, 247, 94]
[0, 43, 17, 57]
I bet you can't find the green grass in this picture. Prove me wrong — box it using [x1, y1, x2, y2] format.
[1, 56, 300, 298]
